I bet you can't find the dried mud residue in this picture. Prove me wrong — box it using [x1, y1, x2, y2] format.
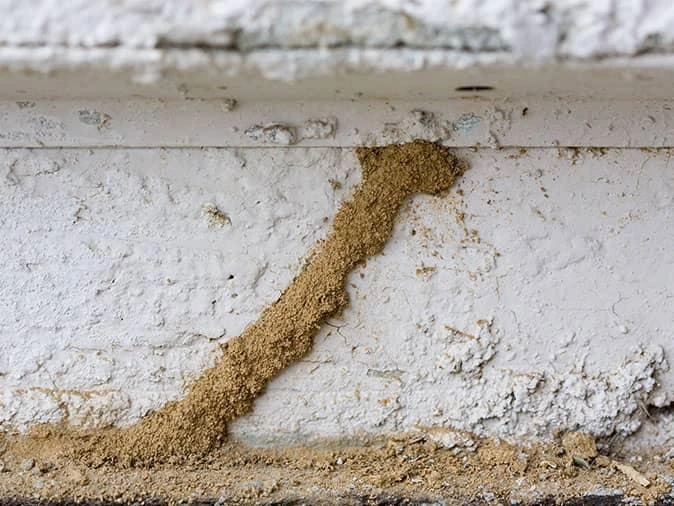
[21, 140, 464, 467]
[1, 431, 671, 504]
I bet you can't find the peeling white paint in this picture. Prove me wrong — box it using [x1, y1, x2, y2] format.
[0, 140, 672, 450]
[2, 0, 674, 60]
[245, 117, 338, 145]
[1, 1, 674, 97]
[3, 98, 674, 148]
[300, 117, 338, 141]
[245, 123, 298, 145]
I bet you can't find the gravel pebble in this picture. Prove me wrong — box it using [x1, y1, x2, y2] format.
[20, 458, 35, 472]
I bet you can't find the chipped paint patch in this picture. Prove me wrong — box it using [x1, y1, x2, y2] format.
[77, 110, 111, 130]
[366, 110, 452, 144]
[201, 202, 231, 228]
[453, 113, 482, 134]
[245, 123, 297, 145]
[300, 117, 338, 140]
[245, 117, 339, 145]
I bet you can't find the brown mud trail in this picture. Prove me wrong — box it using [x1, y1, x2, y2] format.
[11, 140, 466, 467]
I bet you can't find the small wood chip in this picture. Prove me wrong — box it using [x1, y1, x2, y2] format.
[613, 461, 650, 487]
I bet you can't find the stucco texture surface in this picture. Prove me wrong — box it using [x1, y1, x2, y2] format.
[2, 0, 674, 89]
[3, 0, 674, 58]
[1, 143, 672, 449]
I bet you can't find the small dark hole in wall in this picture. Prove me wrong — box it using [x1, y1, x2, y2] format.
[454, 85, 494, 92]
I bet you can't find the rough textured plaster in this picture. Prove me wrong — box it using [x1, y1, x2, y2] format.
[2, 0, 674, 58]
[1, 0, 674, 447]
[1, 145, 672, 449]
[1, 1, 674, 89]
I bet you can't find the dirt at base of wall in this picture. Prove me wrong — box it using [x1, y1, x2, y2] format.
[0, 430, 672, 505]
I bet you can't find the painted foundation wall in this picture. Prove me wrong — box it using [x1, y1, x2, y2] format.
[1, 96, 673, 452]
[1, 1, 674, 452]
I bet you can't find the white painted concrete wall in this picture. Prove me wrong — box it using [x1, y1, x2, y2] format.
[1, 1, 674, 451]
[1, 98, 673, 450]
